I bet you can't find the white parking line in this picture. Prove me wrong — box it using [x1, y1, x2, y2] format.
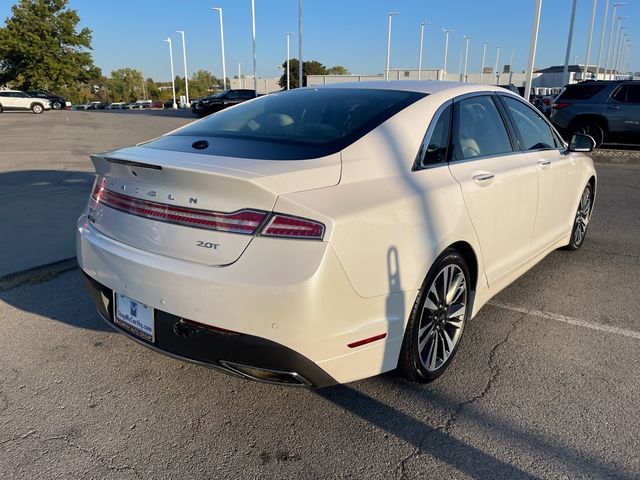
[488, 302, 640, 341]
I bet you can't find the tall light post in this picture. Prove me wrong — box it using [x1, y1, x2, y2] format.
[176, 31, 189, 105]
[442, 28, 454, 78]
[524, 0, 543, 103]
[418, 22, 430, 80]
[606, 4, 626, 79]
[212, 8, 227, 90]
[494, 45, 502, 84]
[462, 35, 471, 82]
[480, 42, 489, 84]
[624, 42, 632, 77]
[508, 50, 515, 84]
[612, 17, 629, 78]
[238, 62, 243, 88]
[596, 0, 610, 79]
[164, 38, 177, 109]
[385, 12, 399, 81]
[563, 0, 578, 85]
[286, 32, 293, 89]
[583, 0, 598, 79]
[619, 35, 630, 76]
[615, 27, 630, 77]
[298, 0, 303, 88]
[250, 0, 257, 94]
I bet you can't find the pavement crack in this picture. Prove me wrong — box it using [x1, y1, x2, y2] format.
[441, 312, 527, 434]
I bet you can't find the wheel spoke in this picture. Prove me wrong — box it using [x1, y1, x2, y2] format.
[448, 302, 466, 319]
[446, 272, 463, 304]
[441, 329, 454, 352]
[429, 332, 439, 370]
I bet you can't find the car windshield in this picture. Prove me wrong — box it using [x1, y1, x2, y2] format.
[171, 88, 425, 148]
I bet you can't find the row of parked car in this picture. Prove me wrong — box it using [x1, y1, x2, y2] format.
[71, 100, 172, 110]
[0, 89, 71, 113]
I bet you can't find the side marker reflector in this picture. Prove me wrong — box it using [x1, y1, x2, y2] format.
[347, 333, 387, 349]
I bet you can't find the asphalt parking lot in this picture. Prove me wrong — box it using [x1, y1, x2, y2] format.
[1, 111, 640, 479]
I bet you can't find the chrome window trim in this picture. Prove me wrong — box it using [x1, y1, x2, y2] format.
[412, 99, 453, 171]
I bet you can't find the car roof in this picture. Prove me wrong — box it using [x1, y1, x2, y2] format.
[310, 80, 510, 96]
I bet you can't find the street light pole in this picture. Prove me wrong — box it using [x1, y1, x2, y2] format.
[286, 32, 293, 89]
[606, 4, 626, 79]
[494, 46, 501, 84]
[238, 62, 242, 88]
[612, 17, 627, 79]
[615, 27, 630, 77]
[584, 0, 598, 79]
[176, 31, 189, 105]
[442, 28, 454, 78]
[463, 35, 471, 83]
[164, 38, 177, 109]
[509, 50, 514, 84]
[480, 42, 489, 84]
[524, 0, 543, 103]
[596, 0, 609, 79]
[563, 0, 578, 85]
[212, 8, 227, 90]
[385, 12, 399, 81]
[251, 0, 257, 95]
[298, 0, 303, 88]
[418, 22, 430, 80]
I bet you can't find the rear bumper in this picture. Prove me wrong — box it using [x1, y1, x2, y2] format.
[81, 272, 335, 387]
[77, 215, 409, 385]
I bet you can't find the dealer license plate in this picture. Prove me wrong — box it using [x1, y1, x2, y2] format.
[114, 293, 155, 342]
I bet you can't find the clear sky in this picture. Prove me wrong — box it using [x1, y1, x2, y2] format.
[2, 0, 638, 81]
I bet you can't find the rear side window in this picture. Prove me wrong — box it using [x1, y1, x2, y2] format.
[171, 88, 425, 149]
[502, 96, 558, 150]
[558, 84, 607, 100]
[416, 103, 452, 167]
[452, 95, 513, 160]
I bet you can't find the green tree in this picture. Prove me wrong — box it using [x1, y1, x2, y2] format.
[108, 68, 144, 102]
[0, 0, 99, 89]
[326, 65, 349, 75]
[189, 69, 220, 98]
[278, 58, 329, 89]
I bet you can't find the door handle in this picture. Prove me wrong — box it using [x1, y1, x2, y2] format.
[607, 105, 621, 109]
[472, 173, 495, 185]
[538, 160, 551, 169]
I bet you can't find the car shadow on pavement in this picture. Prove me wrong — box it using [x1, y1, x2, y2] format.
[0, 270, 110, 332]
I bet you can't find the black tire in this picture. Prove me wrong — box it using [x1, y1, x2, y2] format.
[571, 120, 604, 148]
[398, 249, 473, 383]
[566, 183, 594, 251]
[31, 103, 44, 114]
[0, 104, 3, 113]
[51, 101, 62, 110]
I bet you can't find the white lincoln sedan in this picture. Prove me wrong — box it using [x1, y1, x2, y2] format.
[77, 82, 596, 387]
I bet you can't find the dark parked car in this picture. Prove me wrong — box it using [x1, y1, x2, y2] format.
[25, 90, 70, 110]
[191, 89, 257, 117]
[550, 80, 640, 147]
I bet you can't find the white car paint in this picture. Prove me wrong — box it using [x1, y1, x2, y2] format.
[0, 89, 50, 112]
[77, 81, 596, 385]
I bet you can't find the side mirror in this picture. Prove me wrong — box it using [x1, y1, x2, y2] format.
[569, 133, 596, 152]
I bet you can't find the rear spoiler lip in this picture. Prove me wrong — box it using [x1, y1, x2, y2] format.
[103, 157, 163, 170]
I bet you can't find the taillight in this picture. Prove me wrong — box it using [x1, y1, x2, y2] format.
[260, 214, 325, 240]
[552, 102, 572, 110]
[91, 182, 267, 235]
[91, 180, 325, 240]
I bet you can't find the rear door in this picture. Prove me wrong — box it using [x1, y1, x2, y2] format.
[447, 93, 539, 285]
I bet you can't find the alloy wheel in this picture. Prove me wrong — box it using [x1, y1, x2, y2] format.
[417, 264, 467, 372]
[574, 185, 592, 246]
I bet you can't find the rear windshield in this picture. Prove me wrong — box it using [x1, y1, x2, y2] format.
[557, 84, 607, 100]
[168, 88, 425, 156]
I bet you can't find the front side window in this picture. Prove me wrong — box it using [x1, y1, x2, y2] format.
[502, 96, 558, 150]
[612, 85, 628, 102]
[451, 95, 513, 160]
[615, 85, 640, 103]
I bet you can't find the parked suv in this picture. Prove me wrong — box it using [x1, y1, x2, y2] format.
[191, 89, 257, 117]
[0, 90, 50, 113]
[550, 80, 640, 147]
[25, 90, 70, 110]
